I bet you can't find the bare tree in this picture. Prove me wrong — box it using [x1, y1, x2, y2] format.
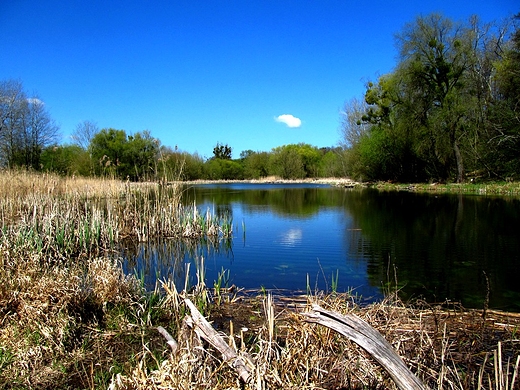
[20, 96, 60, 169]
[339, 97, 370, 149]
[0, 79, 60, 168]
[0, 80, 26, 167]
[71, 120, 99, 150]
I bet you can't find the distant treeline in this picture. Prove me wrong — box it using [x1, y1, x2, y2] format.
[46, 133, 348, 181]
[1, 12, 519, 183]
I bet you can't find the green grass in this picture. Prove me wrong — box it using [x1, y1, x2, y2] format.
[372, 180, 520, 196]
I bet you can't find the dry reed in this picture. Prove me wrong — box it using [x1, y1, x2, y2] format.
[110, 291, 520, 390]
[0, 170, 234, 389]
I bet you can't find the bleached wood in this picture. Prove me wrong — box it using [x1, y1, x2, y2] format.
[302, 304, 428, 390]
[184, 298, 253, 384]
[157, 325, 178, 354]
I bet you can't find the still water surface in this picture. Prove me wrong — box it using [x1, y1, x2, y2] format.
[123, 183, 520, 311]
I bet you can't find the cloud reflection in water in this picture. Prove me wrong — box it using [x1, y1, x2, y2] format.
[278, 228, 302, 247]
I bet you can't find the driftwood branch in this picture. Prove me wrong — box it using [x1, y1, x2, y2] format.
[157, 326, 178, 354]
[184, 298, 253, 384]
[302, 304, 427, 390]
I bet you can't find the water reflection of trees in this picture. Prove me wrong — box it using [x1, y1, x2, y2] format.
[182, 185, 347, 217]
[122, 236, 233, 291]
[344, 190, 520, 311]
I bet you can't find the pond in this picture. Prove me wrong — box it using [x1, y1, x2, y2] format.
[123, 183, 520, 311]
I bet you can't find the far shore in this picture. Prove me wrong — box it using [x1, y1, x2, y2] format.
[175, 176, 359, 187]
[167, 177, 520, 195]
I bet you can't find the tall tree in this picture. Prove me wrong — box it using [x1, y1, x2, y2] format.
[396, 13, 474, 182]
[344, 13, 519, 182]
[19, 96, 60, 169]
[0, 80, 59, 169]
[0, 80, 26, 167]
[89, 128, 129, 177]
[125, 130, 160, 180]
[489, 14, 520, 178]
[72, 120, 98, 151]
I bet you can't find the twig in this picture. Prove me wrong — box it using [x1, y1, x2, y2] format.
[157, 326, 178, 354]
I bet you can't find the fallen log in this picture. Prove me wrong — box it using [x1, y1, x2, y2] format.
[184, 298, 253, 385]
[302, 304, 427, 390]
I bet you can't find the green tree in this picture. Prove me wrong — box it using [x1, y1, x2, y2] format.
[125, 130, 159, 181]
[204, 158, 244, 180]
[40, 144, 90, 176]
[212, 142, 232, 160]
[159, 147, 204, 181]
[319, 148, 345, 177]
[269, 146, 305, 179]
[243, 151, 270, 179]
[488, 14, 520, 178]
[89, 128, 128, 177]
[293, 143, 322, 178]
[89, 128, 159, 180]
[341, 13, 519, 183]
[396, 13, 474, 182]
[358, 74, 426, 181]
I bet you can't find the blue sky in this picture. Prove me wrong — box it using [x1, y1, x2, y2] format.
[1, 1, 516, 159]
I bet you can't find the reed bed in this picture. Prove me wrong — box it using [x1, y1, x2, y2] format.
[0, 170, 232, 256]
[0, 170, 235, 388]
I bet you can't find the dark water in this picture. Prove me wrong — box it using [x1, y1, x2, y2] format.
[123, 183, 520, 311]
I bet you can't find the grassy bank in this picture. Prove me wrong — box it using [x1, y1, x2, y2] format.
[0, 171, 518, 389]
[371, 180, 520, 196]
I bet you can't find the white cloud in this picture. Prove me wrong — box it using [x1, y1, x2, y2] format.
[275, 114, 301, 128]
[27, 98, 44, 105]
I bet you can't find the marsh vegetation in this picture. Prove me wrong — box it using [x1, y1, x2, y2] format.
[0, 170, 519, 389]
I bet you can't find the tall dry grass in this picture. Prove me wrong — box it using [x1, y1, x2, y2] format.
[111, 292, 520, 390]
[0, 170, 233, 388]
[0, 170, 231, 256]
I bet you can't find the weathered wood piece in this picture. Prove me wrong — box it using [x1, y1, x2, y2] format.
[302, 304, 428, 390]
[184, 298, 253, 384]
[157, 325, 178, 354]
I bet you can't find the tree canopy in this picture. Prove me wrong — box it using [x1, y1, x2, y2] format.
[340, 13, 520, 182]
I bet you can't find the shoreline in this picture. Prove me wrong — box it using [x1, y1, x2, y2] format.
[169, 177, 520, 195]
[175, 176, 360, 187]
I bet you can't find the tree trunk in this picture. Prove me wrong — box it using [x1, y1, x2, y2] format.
[453, 138, 465, 183]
